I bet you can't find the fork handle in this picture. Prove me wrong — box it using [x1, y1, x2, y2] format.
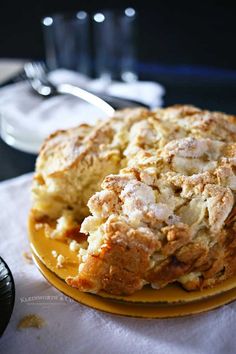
[57, 83, 115, 116]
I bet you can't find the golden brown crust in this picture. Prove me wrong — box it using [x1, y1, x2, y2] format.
[32, 108, 150, 222]
[67, 216, 161, 295]
[32, 105, 236, 295]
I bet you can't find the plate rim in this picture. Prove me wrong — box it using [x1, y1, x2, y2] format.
[31, 251, 236, 319]
[28, 214, 236, 305]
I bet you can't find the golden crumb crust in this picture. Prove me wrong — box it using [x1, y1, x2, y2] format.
[32, 105, 236, 295]
[32, 108, 149, 222]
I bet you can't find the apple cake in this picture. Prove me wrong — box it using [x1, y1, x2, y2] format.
[31, 105, 236, 295]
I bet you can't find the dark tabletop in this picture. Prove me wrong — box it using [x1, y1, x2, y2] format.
[1, 65, 236, 181]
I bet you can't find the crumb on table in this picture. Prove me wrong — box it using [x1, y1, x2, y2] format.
[22, 251, 33, 264]
[17, 314, 46, 330]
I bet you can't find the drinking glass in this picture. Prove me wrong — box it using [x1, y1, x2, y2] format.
[42, 11, 91, 75]
[93, 8, 138, 82]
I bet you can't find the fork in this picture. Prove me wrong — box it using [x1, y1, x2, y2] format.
[24, 62, 149, 115]
[24, 62, 115, 116]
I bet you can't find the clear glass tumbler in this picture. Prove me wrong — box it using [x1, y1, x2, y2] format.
[42, 11, 91, 75]
[93, 8, 138, 82]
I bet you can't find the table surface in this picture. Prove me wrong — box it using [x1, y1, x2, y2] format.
[1, 59, 236, 181]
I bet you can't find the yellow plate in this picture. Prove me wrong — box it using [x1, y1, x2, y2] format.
[28, 214, 236, 304]
[32, 252, 236, 318]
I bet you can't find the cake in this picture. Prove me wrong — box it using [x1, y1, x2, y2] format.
[31, 105, 236, 295]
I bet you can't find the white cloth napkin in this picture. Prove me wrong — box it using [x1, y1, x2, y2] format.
[1, 174, 236, 354]
[0, 70, 165, 154]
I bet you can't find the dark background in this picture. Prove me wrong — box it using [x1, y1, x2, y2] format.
[0, 0, 235, 69]
[0, 1, 236, 181]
